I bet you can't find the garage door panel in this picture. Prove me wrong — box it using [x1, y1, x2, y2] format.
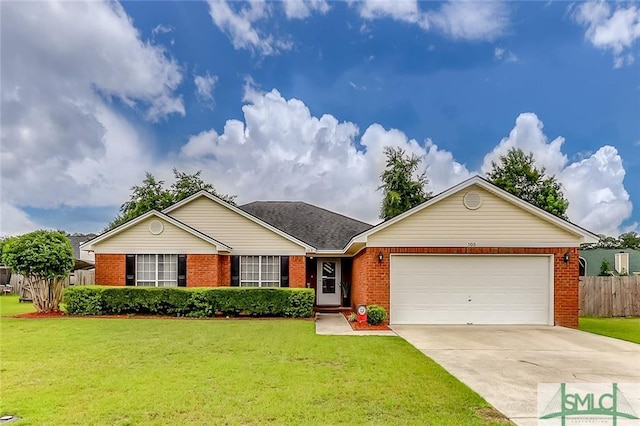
[390, 255, 551, 325]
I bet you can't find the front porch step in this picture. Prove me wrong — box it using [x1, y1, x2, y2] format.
[315, 306, 351, 313]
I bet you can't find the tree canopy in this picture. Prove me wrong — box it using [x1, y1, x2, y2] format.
[487, 148, 569, 219]
[1, 230, 74, 312]
[378, 146, 431, 221]
[581, 232, 640, 250]
[106, 169, 235, 231]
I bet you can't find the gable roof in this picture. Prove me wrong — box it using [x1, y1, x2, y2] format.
[162, 191, 316, 251]
[240, 201, 373, 251]
[346, 175, 599, 249]
[79, 210, 232, 252]
[579, 248, 640, 275]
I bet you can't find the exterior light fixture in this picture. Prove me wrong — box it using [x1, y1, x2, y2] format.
[378, 251, 384, 263]
[563, 252, 570, 264]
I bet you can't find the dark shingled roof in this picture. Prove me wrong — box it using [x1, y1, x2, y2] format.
[240, 201, 373, 250]
[67, 234, 96, 259]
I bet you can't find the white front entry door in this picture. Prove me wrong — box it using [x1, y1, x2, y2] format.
[316, 259, 341, 306]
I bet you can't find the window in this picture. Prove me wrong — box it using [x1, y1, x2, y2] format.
[136, 254, 178, 287]
[240, 256, 280, 287]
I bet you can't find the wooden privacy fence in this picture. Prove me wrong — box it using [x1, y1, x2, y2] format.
[6, 270, 95, 297]
[579, 276, 640, 317]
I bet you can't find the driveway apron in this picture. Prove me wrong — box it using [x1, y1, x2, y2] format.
[392, 325, 640, 426]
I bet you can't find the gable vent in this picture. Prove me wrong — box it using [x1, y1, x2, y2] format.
[148, 220, 164, 235]
[463, 192, 482, 210]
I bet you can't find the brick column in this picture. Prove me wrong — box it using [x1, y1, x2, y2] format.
[289, 256, 306, 288]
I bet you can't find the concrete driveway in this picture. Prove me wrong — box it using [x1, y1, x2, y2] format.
[391, 325, 640, 426]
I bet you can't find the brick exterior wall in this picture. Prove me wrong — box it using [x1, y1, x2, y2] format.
[351, 247, 579, 328]
[218, 255, 230, 286]
[96, 253, 307, 288]
[95, 254, 126, 286]
[289, 256, 306, 288]
[187, 254, 220, 287]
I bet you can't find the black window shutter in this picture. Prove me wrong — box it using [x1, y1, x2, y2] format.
[230, 256, 240, 287]
[177, 255, 187, 287]
[125, 255, 135, 286]
[280, 256, 289, 287]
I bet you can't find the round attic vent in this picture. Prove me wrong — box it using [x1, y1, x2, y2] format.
[463, 192, 482, 210]
[148, 220, 164, 235]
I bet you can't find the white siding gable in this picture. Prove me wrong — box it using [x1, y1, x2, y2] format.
[92, 216, 217, 254]
[168, 197, 306, 255]
[368, 185, 582, 247]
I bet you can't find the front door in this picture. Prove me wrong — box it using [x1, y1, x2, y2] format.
[316, 259, 341, 306]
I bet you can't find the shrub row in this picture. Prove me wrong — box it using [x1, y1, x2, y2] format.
[63, 286, 314, 318]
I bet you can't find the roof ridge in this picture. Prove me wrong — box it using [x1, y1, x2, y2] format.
[240, 200, 373, 227]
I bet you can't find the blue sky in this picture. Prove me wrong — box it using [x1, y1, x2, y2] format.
[1, 0, 639, 237]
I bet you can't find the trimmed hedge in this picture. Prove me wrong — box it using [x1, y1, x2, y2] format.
[63, 286, 314, 318]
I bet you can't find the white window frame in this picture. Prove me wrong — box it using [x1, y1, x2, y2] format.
[240, 255, 281, 288]
[136, 254, 178, 287]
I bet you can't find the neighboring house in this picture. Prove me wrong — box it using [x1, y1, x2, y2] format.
[80, 176, 598, 328]
[579, 248, 640, 276]
[67, 234, 96, 270]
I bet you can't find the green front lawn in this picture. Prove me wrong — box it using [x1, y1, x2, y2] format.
[0, 295, 35, 316]
[579, 317, 640, 344]
[0, 296, 508, 425]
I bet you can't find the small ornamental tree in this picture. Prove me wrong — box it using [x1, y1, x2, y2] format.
[598, 259, 612, 277]
[379, 146, 431, 221]
[1, 230, 74, 312]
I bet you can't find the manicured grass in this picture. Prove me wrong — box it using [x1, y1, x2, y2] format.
[0, 295, 35, 316]
[579, 317, 640, 344]
[1, 303, 509, 425]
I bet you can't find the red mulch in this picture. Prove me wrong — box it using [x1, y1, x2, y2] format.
[342, 312, 390, 331]
[14, 311, 65, 319]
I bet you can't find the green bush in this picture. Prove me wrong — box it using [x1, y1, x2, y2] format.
[63, 286, 315, 318]
[366, 305, 387, 325]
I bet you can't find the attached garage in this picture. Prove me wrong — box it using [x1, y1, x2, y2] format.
[390, 255, 552, 325]
[348, 176, 600, 328]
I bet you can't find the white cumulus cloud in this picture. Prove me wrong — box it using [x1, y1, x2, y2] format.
[573, 1, 640, 68]
[0, 203, 44, 237]
[194, 72, 218, 105]
[174, 86, 469, 223]
[353, 0, 509, 41]
[207, 0, 293, 55]
[282, 0, 329, 19]
[174, 93, 632, 234]
[0, 0, 178, 234]
[482, 113, 633, 235]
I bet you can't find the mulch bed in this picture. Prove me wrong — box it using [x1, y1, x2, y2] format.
[342, 312, 390, 331]
[14, 311, 65, 319]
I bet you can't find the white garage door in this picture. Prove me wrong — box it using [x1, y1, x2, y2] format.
[390, 255, 552, 325]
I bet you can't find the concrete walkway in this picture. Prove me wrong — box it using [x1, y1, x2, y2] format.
[392, 325, 640, 426]
[315, 313, 396, 336]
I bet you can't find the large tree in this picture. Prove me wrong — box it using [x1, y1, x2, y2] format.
[378, 146, 431, 221]
[1, 230, 74, 313]
[487, 148, 569, 219]
[619, 231, 640, 250]
[106, 169, 235, 231]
